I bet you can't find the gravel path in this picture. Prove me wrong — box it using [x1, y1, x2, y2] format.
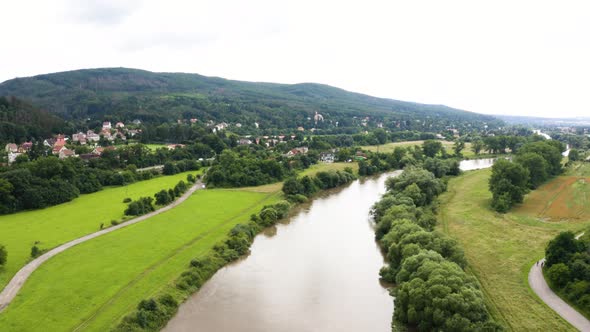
[528, 233, 590, 332]
[0, 181, 204, 312]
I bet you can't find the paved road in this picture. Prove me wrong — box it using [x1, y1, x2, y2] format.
[0, 181, 204, 312]
[529, 233, 590, 332]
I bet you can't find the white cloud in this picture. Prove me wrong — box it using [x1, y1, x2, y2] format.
[1, 0, 589, 118]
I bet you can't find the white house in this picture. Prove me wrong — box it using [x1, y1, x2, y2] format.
[102, 121, 112, 130]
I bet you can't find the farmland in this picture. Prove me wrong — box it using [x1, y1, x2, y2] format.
[0, 189, 279, 331]
[0, 170, 201, 290]
[438, 169, 590, 331]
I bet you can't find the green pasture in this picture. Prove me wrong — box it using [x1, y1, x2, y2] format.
[0, 189, 278, 331]
[0, 170, 201, 290]
[438, 169, 589, 331]
[362, 140, 475, 157]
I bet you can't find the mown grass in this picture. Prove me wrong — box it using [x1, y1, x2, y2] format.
[438, 169, 590, 331]
[0, 170, 201, 290]
[362, 140, 475, 157]
[0, 189, 279, 332]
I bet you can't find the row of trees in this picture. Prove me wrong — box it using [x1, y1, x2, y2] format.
[372, 167, 502, 331]
[282, 168, 356, 201]
[489, 140, 564, 212]
[114, 200, 291, 331]
[544, 232, 590, 317]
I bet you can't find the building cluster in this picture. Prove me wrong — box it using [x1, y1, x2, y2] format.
[3, 121, 142, 164]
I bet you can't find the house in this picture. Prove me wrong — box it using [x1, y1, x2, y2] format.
[59, 148, 76, 159]
[235, 123, 242, 128]
[190, 118, 198, 124]
[44, 138, 56, 147]
[20, 142, 33, 151]
[7, 152, 21, 163]
[102, 121, 112, 130]
[92, 147, 104, 155]
[238, 138, 252, 145]
[5, 143, 17, 153]
[52, 146, 67, 155]
[284, 147, 309, 157]
[297, 126, 304, 131]
[79, 153, 99, 161]
[127, 129, 140, 137]
[215, 122, 229, 131]
[314, 112, 324, 124]
[320, 152, 335, 163]
[72, 132, 86, 142]
[86, 130, 100, 142]
[115, 122, 125, 128]
[54, 134, 66, 147]
[132, 119, 142, 125]
[354, 151, 367, 161]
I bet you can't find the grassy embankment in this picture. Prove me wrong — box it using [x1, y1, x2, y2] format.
[0, 162, 352, 331]
[438, 167, 590, 331]
[0, 170, 201, 290]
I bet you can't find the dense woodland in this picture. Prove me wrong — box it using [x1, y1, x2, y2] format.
[0, 96, 65, 144]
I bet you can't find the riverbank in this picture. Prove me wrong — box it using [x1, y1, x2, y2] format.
[163, 172, 395, 332]
[438, 169, 590, 331]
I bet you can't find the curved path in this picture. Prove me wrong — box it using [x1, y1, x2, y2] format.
[0, 181, 204, 312]
[529, 233, 590, 332]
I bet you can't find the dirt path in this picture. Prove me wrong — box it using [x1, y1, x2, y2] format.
[529, 233, 590, 332]
[0, 181, 204, 312]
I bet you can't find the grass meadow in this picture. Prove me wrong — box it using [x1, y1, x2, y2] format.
[0, 189, 279, 331]
[0, 170, 201, 291]
[362, 140, 475, 157]
[438, 169, 590, 331]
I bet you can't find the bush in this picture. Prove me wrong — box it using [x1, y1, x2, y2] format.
[0, 244, 7, 266]
[125, 197, 155, 216]
[31, 245, 41, 258]
[123, 197, 132, 203]
[111, 220, 119, 226]
[547, 263, 571, 288]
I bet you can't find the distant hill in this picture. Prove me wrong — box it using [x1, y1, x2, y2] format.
[0, 96, 65, 144]
[0, 68, 502, 133]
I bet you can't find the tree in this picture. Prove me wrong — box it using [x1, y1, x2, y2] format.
[547, 263, 571, 288]
[545, 231, 584, 267]
[569, 149, 580, 162]
[472, 139, 484, 155]
[422, 140, 443, 158]
[516, 152, 549, 188]
[453, 140, 465, 156]
[0, 244, 7, 266]
[489, 159, 529, 212]
[154, 189, 172, 205]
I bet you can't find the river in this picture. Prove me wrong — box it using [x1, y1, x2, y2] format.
[163, 160, 497, 332]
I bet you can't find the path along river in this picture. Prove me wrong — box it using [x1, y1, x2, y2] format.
[164, 159, 497, 332]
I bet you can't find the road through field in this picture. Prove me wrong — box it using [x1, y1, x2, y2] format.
[529, 233, 590, 332]
[0, 181, 204, 312]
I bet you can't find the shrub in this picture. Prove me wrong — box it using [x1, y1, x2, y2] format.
[123, 197, 132, 203]
[31, 245, 41, 258]
[0, 244, 7, 266]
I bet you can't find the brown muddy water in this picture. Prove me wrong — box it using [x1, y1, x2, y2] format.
[162, 171, 401, 332]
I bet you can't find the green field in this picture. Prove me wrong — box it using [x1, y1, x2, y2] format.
[114, 143, 167, 151]
[438, 169, 590, 331]
[362, 140, 475, 157]
[0, 189, 279, 331]
[0, 170, 201, 291]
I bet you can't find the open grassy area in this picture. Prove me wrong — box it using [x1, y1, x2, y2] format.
[566, 161, 590, 177]
[438, 169, 590, 331]
[0, 170, 201, 291]
[0, 189, 279, 332]
[362, 140, 475, 157]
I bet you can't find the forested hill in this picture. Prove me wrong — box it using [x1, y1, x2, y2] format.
[0, 97, 65, 144]
[0, 68, 502, 132]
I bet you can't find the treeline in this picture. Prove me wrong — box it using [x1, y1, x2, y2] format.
[489, 140, 564, 212]
[205, 149, 290, 188]
[113, 200, 291, 331]
[371, 168, 502, 331]
[544, 231, 590, 317]
[0, 156, 202, 215]
[124, 175, 197, 217]
[282, 168, 357, 202]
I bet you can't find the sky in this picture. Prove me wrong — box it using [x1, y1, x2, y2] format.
[1, 0, 589, 118]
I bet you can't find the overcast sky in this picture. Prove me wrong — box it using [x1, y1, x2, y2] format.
[1, 0, 589, 118]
